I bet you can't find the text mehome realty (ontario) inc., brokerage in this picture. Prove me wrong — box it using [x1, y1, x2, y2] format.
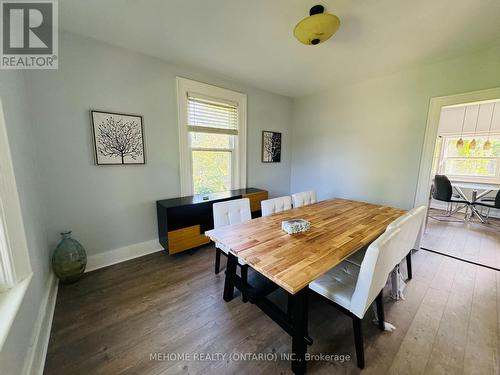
[149, 351, 352, 363]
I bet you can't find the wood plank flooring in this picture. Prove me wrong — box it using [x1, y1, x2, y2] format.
[423, 208, 500, 269]
[44, 244, 500, 375]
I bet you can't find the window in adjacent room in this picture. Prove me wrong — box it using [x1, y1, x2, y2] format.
[177, 78, 247, 196]
[438, 134, 500, 183]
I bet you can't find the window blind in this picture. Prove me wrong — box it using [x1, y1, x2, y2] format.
[187, 95, 238, 135]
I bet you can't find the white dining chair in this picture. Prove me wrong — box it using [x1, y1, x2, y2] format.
[291, 191, 317, 208]
[345, 206, 426, 282]
[212, 198, 252, 276]
[387, 206, 426, 279]
[310, 226, 402, 369]
[261, 196, 292, 216]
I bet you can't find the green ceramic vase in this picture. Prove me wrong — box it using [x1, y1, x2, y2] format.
[52, 231, 87, 283]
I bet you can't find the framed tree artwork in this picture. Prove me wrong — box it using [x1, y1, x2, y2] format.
[262, 131, 281, 163]
[90, 110, 145, 165]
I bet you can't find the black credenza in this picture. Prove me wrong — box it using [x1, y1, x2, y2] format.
[156, 188, 268, 255]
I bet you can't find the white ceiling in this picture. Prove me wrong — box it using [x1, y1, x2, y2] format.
[60, 0, 500, 98]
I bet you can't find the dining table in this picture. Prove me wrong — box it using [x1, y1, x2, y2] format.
[451, 181, 500, 222]
[205, 198, 405, 374]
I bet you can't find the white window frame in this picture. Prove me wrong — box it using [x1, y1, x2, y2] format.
[0, 99, 33, 350]
[0, 204, 16, 290]
[177, 77, 247, 196]
[438, 131, 500, 184]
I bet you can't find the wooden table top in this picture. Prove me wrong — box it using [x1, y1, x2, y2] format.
[205, 198, 406, 294]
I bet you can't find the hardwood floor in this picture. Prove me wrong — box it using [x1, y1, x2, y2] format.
[423, 208, 500, 269]
[44, 244, 500, 375]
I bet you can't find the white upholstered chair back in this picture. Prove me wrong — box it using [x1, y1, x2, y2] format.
[213, 198, 252, 229]
[291, 191, 317, 208]
[387, 206, 426, 261]
[261, 196, 292, 216]
[350, 227, 401, 318]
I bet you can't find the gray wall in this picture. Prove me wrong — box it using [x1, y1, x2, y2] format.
[0, 72, 51, 374]
[27, 32, 293, 256]
[291, 45, 500, 209]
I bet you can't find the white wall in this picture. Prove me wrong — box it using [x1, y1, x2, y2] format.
[27, 32, 293, 258]
[291, 45, 500, 209]
[438, 101, 500, 135]
[0, 72, 52, 374]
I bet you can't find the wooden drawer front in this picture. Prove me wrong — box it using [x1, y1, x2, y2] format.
[243, 191, 269, 212]
[167, 225, 210, 254]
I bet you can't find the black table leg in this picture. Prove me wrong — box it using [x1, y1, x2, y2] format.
[287, 293, 294, 318]
[215, 247, 221, 274]
[240, 265, 249, 303]
[223, 252, 237, 302]
[291, 287, 308, 375]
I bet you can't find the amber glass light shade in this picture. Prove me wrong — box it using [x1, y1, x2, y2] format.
[456, 138, 464, 149]
[484, 139, 492, 150]
[294, 8, 340, 45]
[469, 139, 476, 150]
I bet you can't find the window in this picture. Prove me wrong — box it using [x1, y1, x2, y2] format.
[431, 136, 443, 177]
[0, 100, 31, 291]
[0, 208, 16, 291]
[0, 99, 33, 350]
[438, 134, 500, 183]
[177, 78, 246, 196]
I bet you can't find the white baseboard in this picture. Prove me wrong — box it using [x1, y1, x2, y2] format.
[85, 239, 163, 272]
[22, 273, 58, 375]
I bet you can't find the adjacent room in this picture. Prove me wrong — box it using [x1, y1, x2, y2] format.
[0, 1, 499, 374]
[424, 100, 500, 269]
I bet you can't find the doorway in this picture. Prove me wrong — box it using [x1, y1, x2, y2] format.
[415, 88, 500, 269]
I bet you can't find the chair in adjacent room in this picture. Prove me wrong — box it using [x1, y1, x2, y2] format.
[472, 189, 500, 223]
[212, 198, 252, 288]
[291, 190, 317, 208]
[310, 227, 403, 369]
[261, 196, 292, 216]
[430, 174, 470, 220]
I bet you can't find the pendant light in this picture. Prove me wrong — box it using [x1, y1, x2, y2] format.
[484, 103, 496, 150]
[469, 104, 481, 150]
[456, 106, 467, 149]
[294, 5, 341, 45]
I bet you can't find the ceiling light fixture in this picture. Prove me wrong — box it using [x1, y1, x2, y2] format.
[469, 104, 481, 150]
[294, 5, 340, 46]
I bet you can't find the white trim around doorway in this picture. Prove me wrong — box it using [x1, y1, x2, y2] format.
[414, 87, 500, 207]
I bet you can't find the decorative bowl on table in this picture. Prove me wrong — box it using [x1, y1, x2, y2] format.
[281, 219, 311, 234]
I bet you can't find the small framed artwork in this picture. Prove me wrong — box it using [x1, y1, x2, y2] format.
[90, 110, 145, 165]
[262, 131, 282, 163]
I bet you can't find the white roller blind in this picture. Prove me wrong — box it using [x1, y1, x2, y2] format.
[187, 95, 238, 135]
